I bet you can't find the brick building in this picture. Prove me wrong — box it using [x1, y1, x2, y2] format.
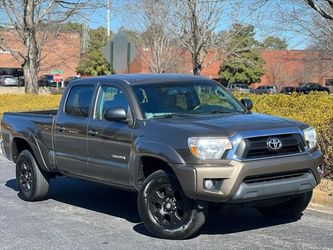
[129, 48, 333, 88]
[1, 30, 332, 88]
[0, 31, 80, 79]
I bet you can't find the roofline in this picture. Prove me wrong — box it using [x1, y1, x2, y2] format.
[71, 73, 214, 86]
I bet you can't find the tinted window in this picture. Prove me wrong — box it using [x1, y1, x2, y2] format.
[134, 81, 245, 119]
[95, 86, 129, 120]
[65, 85, 95, 118]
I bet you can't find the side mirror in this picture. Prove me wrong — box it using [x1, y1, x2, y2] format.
[104, 107, 127, 122]
[241, 98, 253, 111]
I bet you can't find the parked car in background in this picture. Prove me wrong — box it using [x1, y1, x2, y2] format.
[227, 83, 253, 94]
[325, 80, 333, 94]
[280, 86, 296, 95]
[256, 85, 279, 94]
[0, 75, 19, 86]
[38, 75, 55, 87]
[297, 83, 330, 94]
[64, 76, 80, 87]
[17, 76, 25, 86]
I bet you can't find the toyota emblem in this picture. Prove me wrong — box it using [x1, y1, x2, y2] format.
[267, 138, 283, 151]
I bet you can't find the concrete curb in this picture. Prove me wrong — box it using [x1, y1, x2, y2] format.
[308, 203, 333, 215]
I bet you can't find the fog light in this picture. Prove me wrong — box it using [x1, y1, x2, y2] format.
[204, 179, 214, 189]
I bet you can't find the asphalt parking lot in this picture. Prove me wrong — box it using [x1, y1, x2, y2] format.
[1, 152, 333, 250]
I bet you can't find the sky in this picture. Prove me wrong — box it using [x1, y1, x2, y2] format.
[86, 0, 314, 50]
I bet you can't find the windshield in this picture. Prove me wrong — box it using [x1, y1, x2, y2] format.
[133, 81, 246, 119]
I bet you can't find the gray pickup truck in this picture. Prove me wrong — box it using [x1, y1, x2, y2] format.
[1, 74, 324, 239]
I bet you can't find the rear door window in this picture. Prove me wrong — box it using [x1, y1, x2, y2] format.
[65, 85, 95, 118]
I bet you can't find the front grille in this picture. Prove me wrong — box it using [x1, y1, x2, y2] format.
[236, 134, 305, 159]
[244, 170, 309, 184]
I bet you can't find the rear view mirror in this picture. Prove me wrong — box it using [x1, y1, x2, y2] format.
[241, 99, 253, 111]
[104, 107, 127, 122]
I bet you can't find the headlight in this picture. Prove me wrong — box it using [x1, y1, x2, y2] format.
[303, 127, 317, 149]
[188, 137, 232, 160]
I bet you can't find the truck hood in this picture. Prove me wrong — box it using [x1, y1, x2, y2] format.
[146, 112, 305, 138]
[139, 112, 307, 164]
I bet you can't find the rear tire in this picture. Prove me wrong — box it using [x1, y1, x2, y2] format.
[256, 191, 312, 219]
[137, 170, 207, 239]
[16, 150, 49, 201]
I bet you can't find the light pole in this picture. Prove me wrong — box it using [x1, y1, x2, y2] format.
[106, 0, 111, 37]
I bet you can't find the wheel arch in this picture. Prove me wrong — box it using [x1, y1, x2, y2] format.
[131, 153, 196, 199]
[135, 155, 177, 187]
[11, 136, 50, 172]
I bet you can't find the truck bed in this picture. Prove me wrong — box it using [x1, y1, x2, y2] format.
[4, 109, 58, 116]
[1, 110, 56, 166]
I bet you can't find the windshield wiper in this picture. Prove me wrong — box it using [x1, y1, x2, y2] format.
[210, 110, 244, 114]
[151, 113, 194, 119]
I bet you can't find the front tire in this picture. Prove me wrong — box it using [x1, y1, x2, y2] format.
[137, 170, 206, 239]
[16, 150, 50, 201]
[256, 191, 313, 219]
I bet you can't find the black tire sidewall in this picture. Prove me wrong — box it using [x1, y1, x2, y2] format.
[137, 170, 204, 239]
[16, 150, 48, 201]
[16, 151, 37, 200]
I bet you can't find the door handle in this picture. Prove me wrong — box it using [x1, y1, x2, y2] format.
[58, 125, 65, 132]
[88, 130, 99, 136]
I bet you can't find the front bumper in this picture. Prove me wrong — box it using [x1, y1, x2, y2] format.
[178, 150, 323, 203]
[230, 171, 316, 202]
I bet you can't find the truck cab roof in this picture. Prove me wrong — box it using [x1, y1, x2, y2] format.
[70, 74, 210, 86]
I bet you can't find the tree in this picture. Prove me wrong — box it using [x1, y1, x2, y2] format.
[171, 0, 224, 75]
[76, 27, 111, 76]
[261, 36, 288, 49]
[304, 0, 333, 20]
[124, 0, 184, 73]
[59, 23, 84, 33]
[257, 0, 333, 71]
[220, 24, 265, 85]
[261, 0, 333, 20]
[0, 0, 95, 94]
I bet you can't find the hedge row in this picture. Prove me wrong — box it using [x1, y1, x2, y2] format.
[0, 94, 61, 118]
[0, 93, 332, 178]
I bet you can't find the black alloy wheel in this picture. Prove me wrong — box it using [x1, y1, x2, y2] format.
[138, 170, 206, 239]
[18, 160, 33, 194]
[147, 183, 192, 230]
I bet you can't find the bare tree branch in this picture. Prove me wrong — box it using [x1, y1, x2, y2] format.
[0, 0, 99, 94]
[304, 0, 333, 20]
[124, 0, 184, 73]
[171, 0, 225, 75]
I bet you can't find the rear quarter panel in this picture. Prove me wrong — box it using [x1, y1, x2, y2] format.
[1, 112, 56, 171]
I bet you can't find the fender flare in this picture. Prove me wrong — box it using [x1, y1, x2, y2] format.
[11, 132, 51, 172]
[130, 141, 196, 196]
